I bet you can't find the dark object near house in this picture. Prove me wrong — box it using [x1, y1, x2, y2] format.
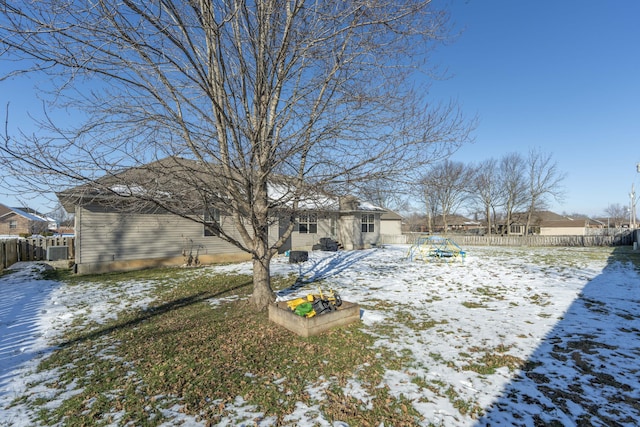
[289, 250, 309, 263]
[318, 237, 339, 251]
[47, 246, 69, 261]
[311, 297, 336, 315]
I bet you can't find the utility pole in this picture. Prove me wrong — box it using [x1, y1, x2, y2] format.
[635, 163, 640, 249]
[631, 183, 636, 229]
[635, 163, 640, 229]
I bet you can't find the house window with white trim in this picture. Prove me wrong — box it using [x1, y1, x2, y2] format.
[361, 214, 375, 233]
[204, 208, 221, 236]
[9, 220, 17, 230]
[298, 213, 317, 234]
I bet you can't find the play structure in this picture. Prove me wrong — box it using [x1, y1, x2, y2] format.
[406, 235, 466, 263]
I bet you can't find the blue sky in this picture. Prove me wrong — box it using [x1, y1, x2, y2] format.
[1, 1, 640, 217]
[429, 0, 640, 216]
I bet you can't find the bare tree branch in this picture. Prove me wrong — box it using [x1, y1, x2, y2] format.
[0, 0, 473, 308]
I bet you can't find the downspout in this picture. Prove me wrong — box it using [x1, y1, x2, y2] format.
[74, 205, 81, 273]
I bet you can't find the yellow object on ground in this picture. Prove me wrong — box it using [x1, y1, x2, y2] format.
[286, 288, 343, 317]
[286, 297, 308, 310]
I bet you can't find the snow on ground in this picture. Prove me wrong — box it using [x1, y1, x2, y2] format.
[1, 245, 639, 426]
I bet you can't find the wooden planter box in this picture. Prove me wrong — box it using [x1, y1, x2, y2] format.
[268, 300, 361, 337]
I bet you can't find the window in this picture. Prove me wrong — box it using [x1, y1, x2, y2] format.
[9, 220, 17, 229]
[204, 208, 221, 236]
[298, 213, 317, 234]
[361, 214, 375, 233]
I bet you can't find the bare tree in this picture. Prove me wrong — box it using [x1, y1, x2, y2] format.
[498, 153, 527, 235]
[0, 0, 473, 309]
[48, 201, 74, 229]
[523, 148, 565, 234]
[604, 203, 627, 228]
[360, 178, 411, 213]
[469, 158, 500, 235]
[419, 182, 440, 233]
[419, 160, 473, 232]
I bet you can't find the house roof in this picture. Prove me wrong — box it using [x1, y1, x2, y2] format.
[57, 156, 386, 215]
[432, 214, 480, 226]
[509, 211, 602, 228]
[381, 211, 402, 221]
[539, 219, 588, 228]
[0, 204, 48, 223]
[540, 218, 604, 228]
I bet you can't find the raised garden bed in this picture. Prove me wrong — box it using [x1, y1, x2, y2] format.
[268, 300, 361, 337]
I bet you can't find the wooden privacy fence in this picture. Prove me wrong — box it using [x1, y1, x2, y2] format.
[1, 237, 75, 270]
[404, 232, 636, 247]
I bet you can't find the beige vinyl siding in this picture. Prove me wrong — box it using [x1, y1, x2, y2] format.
[539, 227, 587, 236]
[75, 205, 245, 272]
[337, 212, 381, 250]
[380, 218, 402, 236]
[290, 215, 337, 250]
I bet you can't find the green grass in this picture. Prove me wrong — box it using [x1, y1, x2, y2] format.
[22, 267, 425, 426]
[14, 246, 639, 426]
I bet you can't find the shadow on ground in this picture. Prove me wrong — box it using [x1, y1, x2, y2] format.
[475, 247, 640, 426]
[277, 250, 374, 297]
[0, 264, 60, 396]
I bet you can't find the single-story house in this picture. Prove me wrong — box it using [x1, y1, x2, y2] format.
[0, 204, 57, 236]
[500, 211, 604, 236]
[57, 158, 399, 274]
[539, 217, 605, 236]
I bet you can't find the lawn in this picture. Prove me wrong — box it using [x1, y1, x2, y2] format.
[1, 245, 639, 426]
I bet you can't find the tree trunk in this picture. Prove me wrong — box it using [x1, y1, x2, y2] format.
[249, 252, 275, 311]
[248, 179, 276, 311]
[485, 206, 492, 235]
[505, 210, 512, 235]
[525, 208, 533, 235]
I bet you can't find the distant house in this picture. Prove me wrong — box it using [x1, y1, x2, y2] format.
[0, 204, 57, 237]
[57, 157, 394, 274]
[539, 216, 604, 236]
[432, 214, 482, 233]
[498, 211, 604, 236]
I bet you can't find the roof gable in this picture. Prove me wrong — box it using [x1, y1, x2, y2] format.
[0, 204, 48, 222]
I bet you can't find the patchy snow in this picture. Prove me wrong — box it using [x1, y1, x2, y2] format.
[2, 245, 640, 426]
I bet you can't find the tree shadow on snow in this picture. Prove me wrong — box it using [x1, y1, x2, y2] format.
[56, 279, 253, 350]
[0, 264, 60, 396]
[277, 249, 375, 297]
[475, 247, 640, 426]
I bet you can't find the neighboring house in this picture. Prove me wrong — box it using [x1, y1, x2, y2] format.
[433, 214, 482, 233]
[539, 216, 605, 236]
[407, 214, 481, 234]
[0, 204, 57, 236]
[499, 211, 604, 236]
[57, 157, 391, 274]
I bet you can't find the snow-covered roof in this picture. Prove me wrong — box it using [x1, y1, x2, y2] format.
[356, 201, 386, 212]
[267, 183, 339, 211]
[8, 207, 48, 223]
[58, 157, 386, 214]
